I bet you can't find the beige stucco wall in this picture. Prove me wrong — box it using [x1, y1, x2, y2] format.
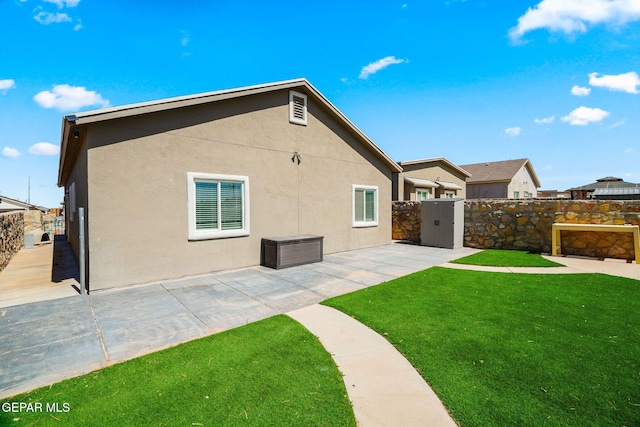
[64, 138, 89, 285]
[84, 89, 392, 289]
[507, 165, 538, 198]
[394, 162, 467, 201]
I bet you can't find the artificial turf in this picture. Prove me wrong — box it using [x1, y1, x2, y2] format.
[323, 267, 640, 427]
[451, 249, 564, 267]
[0, 315, 355, 427]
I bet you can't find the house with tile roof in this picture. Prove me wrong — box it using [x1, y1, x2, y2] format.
[459, 158, 541, 199]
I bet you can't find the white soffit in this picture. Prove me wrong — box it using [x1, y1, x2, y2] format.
[437, 181, 463, 190]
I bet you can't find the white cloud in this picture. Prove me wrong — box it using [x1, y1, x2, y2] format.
[359, 56, 406, 79]
[561, 106, 610, 126]
[2, 147, 21, 158]
[504, 126, 522, 136]
[29, 142, 60, 156]
[0, 79, 16, 93]
[571, 85, 591, 96]
[509, 0, 640, 41]
[74, 19, 83, 31]
[34, 84, 109, 111]
[588, 72, 640, 94]
[534, 115, 555, 124]
[44, 0, 80, 7]
[180, 30, 190, 46]
[34, 11, 72, 25]
[607, 118, 626, 129]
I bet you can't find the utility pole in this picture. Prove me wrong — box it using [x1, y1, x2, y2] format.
[28, 176, 31, 204]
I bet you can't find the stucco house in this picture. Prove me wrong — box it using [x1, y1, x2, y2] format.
[392, 157, 470, 200]
[57, 79, 402, 291]
[460, 158, 540, 199]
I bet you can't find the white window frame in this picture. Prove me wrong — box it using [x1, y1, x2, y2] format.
[416, 188, 430, 201]
[352, 184, 378, 228]
[187, 172, 250, 240]
[289, 90, 308, 126]
[443, 190, 455, 199]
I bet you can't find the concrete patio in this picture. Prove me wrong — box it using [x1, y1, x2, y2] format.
[0, 241, 478, 399]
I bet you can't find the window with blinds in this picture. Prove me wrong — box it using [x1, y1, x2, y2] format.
[352, 185, 378, 227]
[289, 90, 307, 125]
[188, 173, 250, 240]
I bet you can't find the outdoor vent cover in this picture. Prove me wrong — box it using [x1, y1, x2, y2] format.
[289, 90, 307, 125]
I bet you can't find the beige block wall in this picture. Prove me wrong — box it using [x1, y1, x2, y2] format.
[85, 90, 392, 289]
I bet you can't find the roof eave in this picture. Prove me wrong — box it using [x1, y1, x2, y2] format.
[57, 116, 73, 187]
[398, 157, 471, 177]
[523, 160, 542, 188]
[59, 78, 402, 175]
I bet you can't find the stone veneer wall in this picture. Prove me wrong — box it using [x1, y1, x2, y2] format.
[464, 199, 640, 260]
[393, 199, 640, 260]
[1, 211, 25, 272]
[392, 201, 421, 243]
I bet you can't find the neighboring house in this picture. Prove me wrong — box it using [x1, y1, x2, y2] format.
[0, 196, 48, 213]
[567, 177, 640, 200]
[57, 79, 402, 291]
[459, 158, 541, 199]
[393, 157, 470, 201]
[537, 190, 570, 199]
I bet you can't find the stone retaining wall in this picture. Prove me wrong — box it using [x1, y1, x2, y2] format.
[393, 199, 640, 260]
[464, 199, 640, 260]
[392, 201, 421, 243]
[1, 211, 25, 272]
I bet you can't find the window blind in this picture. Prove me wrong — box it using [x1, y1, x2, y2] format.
[365, 189, 375, 221]
[195, 181, 218, 230]
[220, 181, 243, 230]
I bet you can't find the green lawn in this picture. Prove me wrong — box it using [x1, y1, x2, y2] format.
[323, 267, 640, 427]
[0, 315, 355, 427]
[452, 249, 564, 267]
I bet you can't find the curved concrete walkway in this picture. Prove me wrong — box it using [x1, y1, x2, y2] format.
[288, 304, 457, 427]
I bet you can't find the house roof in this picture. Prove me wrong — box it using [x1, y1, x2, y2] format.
[398, 157, 471, 177]
[592, 187, 640, 197]
[566, 177, 639, 192]
[0, 195, 48, 212]
[459, 158, 541, 188]
[58, 78, 402, 186]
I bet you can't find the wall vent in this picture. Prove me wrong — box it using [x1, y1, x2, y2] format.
[289, 91, 307, 125]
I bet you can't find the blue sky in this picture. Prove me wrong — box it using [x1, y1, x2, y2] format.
[1, 0, 639, 207]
